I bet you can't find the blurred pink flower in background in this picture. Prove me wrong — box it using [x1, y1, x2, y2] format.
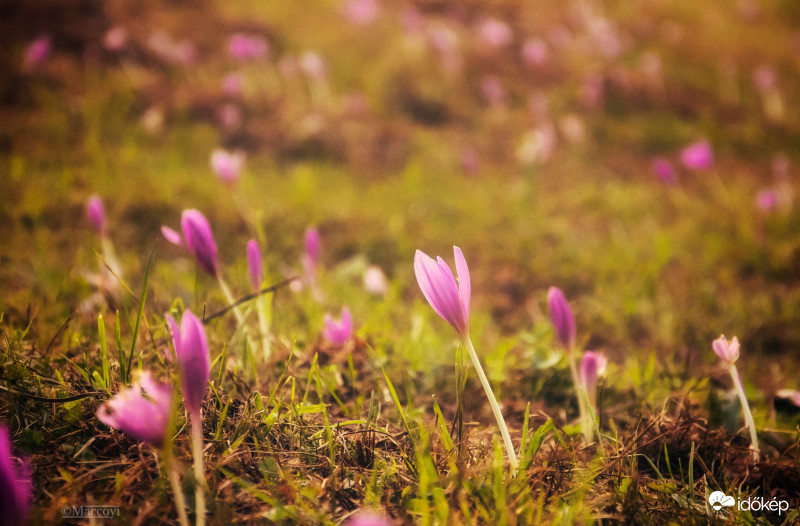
[480, 75, 506, 107]
[0, 423, 33, 526]
[755, 189, 779, 212]
[299, 51, 327, 80]
[477, 18, 513, 49]
[222, 73, 243, 97]
[426, 24, 461, 74]
[680, 140, 714, 170]
[87, 195, 106, 236]
[229, 33, 269, 61]
[323, 308, 353, 345]
[460, 146, 480, 176]
[210, 148, 246, 185]
[342, 0, 380, 26]
[363, 265, 389, 295]
[148, 31, 197, 64]
[516, 125, 556, 166]
[24, 34, 51, 69]
[580, 73, 604, 108]
[96, 373, 173, 447]
[217, 103, 243, 131]
[161, 226, 183, 246]
[651, 157, 677, 185]
[753, 64, 776, 91]
[247, 239, 263, 293]
[103, 26, 128, 51]
[521, 38, 549, 68]
[345, 510, 392, 526]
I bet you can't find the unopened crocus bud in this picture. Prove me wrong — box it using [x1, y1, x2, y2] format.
[247, 239, 263, 292]
[210, 148, 245, 185]
[580, 351, 608, 395]
[87, 195, 106, 236]
[680, 140, 714, 170]
[0, 423, 33, 526]
[548, 286, 576, 350]
[414, 247, 471, 339]
[323, 308, 353, 345]
[181, 209, 219, 277]
[652, 157, 677, 185]
[363, 265, 389, 295]
[96, 373, 173, 447]
[345, 510, 392, 526]
[171, 310, 211, 418]
[712, 335, 739, 365]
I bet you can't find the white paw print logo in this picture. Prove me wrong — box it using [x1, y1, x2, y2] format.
[709, 491, 736, 511]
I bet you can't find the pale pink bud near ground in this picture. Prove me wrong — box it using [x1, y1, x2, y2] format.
[324, 308, 353, 345]
[96, 373, 173, 447]
[414, 247, 470, 339]
[0, 423, 33, 526]
[580, 351, 608, 395]
[161, 226, 184, 246]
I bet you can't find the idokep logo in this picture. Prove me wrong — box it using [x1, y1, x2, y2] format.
[708, 491, 791, 516]
[708, 491, 735, 512]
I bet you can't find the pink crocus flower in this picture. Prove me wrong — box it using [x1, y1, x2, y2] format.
[579, 351, 608, 396]
[247, 239, 263, 292]
[680, 140, 714, 170]
[414, 246, 470, 339]
[548, 287, 576, 350]
[363, 265, 389, 295]
[210, 148, 245, 184]
[323, 308, 353, 345]
[87, 195, 106, 236]
[712, 335, 739, 365]
[345, 509, 392, 526]
[169, 310, 211, 419]
[96, 373, 173, 447]
[652, 157, 677, 185]
[181, 209, 219, 277]
[0, 423, 33, 526]
[343, 0, 380, 25]
[24, 34, 51, 69]
[477, 18, 513, 49]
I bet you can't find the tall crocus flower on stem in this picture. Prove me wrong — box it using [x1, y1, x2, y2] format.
[97, 374, 190, 526]
[712, 335, 759, 461]
[0, 423, 33, 526]
[414, 247, 517, 466]
[170, 310, 211, 526]
[548, 287, 592, 440]
[247, 239, 272, 360]
[181, 210, 219, 278]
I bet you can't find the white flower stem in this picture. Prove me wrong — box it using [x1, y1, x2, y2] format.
[256, 294, 272, 361]
[167, 460, 191, 526]
[729, 364, 760, 462]
[217, 276, 246, 326]
[190, 416, 206, 526]
[463, 336, 518, 468]
[567, 350, 592, 441]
